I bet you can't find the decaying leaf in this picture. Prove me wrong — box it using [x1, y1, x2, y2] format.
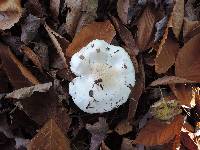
[50, 0, 60, 19]
[114, 119, 132, 135]
[28, 119, 71, 150]
[154, 16, 168, 42]
[133, 115, 184, 146]
[110, 16, 138, 56]
[21, 14, 44, 44]
[171, 0, 184, 39]
[136, 6, 156, 51]
[150, 76, 196, 86]
[117, 0, 129, 25]
[183, 18, 200, 40]
[20, 45, 43, 72]
[121, 138, 134, 150]
[44, 23, 69, 69]
[66, 20, 116, 57]
[170, 84, 196, 107]
[20, 88, 71, 132]
[128, 56, 145, 123]
[155, 37, 179, 74]
[5, 82, 52, 99]
[0, 0, 22, 30]
[86, 117, 109, 150]
[0, 43, 39, 89]
[175, 33, 200, 82]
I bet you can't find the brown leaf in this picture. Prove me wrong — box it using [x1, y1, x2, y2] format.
[0, 0, 22, 30]
[136, 6, 156, 51]
[110, 16, 138, 56]
[150, 76, 196, 86]
[28, 119, 71, 150]
[0, 43, 39, 89]
[44, 23, 69, 69]
[128, 56, 145, 123]
[75, 0, 98, 34]
[183, 18, 200, 40]
[21, 14, 44, 44]
[117, 0, 129, 25]
[114, 119, 132, 135]
[20, 45, 43, 72]
[66, 20, 116, 57]
[171, 0, 184, 39]
[133, 115, 184, 146]
[86, 117, 109, 150]
[170, 84, 195, 107]
[155, 37, 179, 74]
[121, 138, 135, 150]
[21, 88, 71, 132]
[5, 82, 52, 99]
[175, 33, 200, 82]
[50, 0, 60, 19]
[180, 132, 198, 150]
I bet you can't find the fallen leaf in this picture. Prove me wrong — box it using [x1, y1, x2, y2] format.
[154, 16, 168, 42]
[175, 33, 200, 82]
[185, 0, 200, 21]
[150, 76, 196, 86]
[0, 43, 39, 89]
[21, 14, 44, 44]
[183, 18, 200, 39]
[86, 117, 109, 150]
[180, 131, 198, 150]
[28, 119, 71, 150]
[33, 42, 49, 70]
[171, 0, 184, 39]
[66, 20, 116, 57]
[44, 23, 69, 69]
[0, 0, 22, 30]
[155, 37, 179, 74]
[20, 88, 71, 132]
[170, 84, 196, 107]
[128, 56, 145, 123]
[100, 141, 111, 150]
[75, 0, 98, 34]
[136, 6, 156, 51]
[114, 119, 132, 135]
[133, 115, 184, 146]
[5, 82, 52, 99]
[117, 0, 129, 25]
[20, 45, 43, 72]
[110, 16, 138, 56]
[50, 0, 60, 19]
[64, 0, 83, 37]
[121, 138, 134, 150]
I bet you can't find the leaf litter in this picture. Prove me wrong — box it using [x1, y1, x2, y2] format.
[0, 0, 200, 150]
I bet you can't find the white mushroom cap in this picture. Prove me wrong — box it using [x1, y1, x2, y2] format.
[69, 39, 135, 113]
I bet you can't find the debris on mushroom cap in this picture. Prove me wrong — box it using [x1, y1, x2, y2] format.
[69, 39, 135, 113]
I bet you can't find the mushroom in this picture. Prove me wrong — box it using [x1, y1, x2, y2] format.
[69, 39, 135, 113]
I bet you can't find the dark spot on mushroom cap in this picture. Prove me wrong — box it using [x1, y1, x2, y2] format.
[96, 48, 100, 53]
[91, 44, 94, 48]
[114, 50, 119, 53]
[79, 55, 85, 60]
[89, 90, 94, 97]
[106, 47, 110, 51]
[124, 64, 127, 69]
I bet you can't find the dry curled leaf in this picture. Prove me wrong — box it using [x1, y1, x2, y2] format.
[114, 119, 132, 135]
[20, 45, 43, 72]
[133, 115, 184, 146]
[66, 20, 116, 57]
[175, 33, 200, 82]
[155, 37, 179, 74]
[44, 23, 69, 69]
[5, 82, 52, 99]
[170, 84, 196, 107]
[150, 76, 196, 86]
[0, 43, 39, 89]
[86, 117, 109, 150]
[50, 0, 60, 19]
[136, 6, 156, 51]
[28, 119, 71, 150]
[171, 0, 184, 39]
[0, 0, 22, 30]
[117, 0, 129, 25]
